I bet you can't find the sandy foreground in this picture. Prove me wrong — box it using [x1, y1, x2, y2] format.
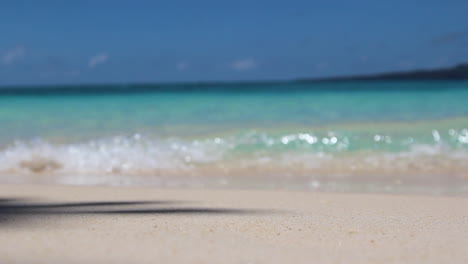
[0, 184, 467, 264]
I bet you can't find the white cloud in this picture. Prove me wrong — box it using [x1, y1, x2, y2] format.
[177, 61, 189, 71]
[2, 46, 25, 65]
[231, 58, 257, 71]
[88, 53, 109, 68]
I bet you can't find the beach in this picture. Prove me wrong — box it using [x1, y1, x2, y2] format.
[1, 82, 467, 263]
[2, 1, 468, 262]
[1, 183, 467, 263]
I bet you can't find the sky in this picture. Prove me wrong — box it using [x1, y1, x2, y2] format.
[0, 0, 467, 85]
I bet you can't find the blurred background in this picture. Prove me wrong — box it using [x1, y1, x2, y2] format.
[0, 1, 467, 195]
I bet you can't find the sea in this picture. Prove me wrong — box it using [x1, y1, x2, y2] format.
[1, 81, 467, 195]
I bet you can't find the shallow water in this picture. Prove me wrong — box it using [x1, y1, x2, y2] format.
[1, 81, 467, 194]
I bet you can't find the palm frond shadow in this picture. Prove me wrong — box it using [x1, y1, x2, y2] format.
[0, 197, 271, 226]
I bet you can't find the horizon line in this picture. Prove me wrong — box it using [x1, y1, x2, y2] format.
[1, 62, 467, 90]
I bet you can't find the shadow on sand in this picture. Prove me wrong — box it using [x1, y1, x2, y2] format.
[0, 197, 268, 226]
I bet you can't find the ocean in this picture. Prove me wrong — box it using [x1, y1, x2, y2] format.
[1, 81, 467, 194]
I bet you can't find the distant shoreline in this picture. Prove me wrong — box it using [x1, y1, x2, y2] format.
[298, 63, 468, 82]
[0, 63, 467, 95]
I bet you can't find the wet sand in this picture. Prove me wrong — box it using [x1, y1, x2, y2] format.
[0, 184, 467, 263]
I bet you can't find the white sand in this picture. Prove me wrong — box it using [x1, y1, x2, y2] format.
[0, 184, 467, 263]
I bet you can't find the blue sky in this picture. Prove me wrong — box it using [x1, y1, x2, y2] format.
[1, 0, 467, 85]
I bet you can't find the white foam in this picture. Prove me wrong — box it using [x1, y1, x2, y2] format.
[0, 135, 467, 186]
[0, 135, 226, 176]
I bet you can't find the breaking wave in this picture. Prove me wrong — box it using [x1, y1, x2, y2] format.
[0, 131, 467, 182]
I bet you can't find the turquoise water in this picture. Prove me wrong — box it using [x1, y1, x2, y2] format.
[1, 81, 467, 194]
